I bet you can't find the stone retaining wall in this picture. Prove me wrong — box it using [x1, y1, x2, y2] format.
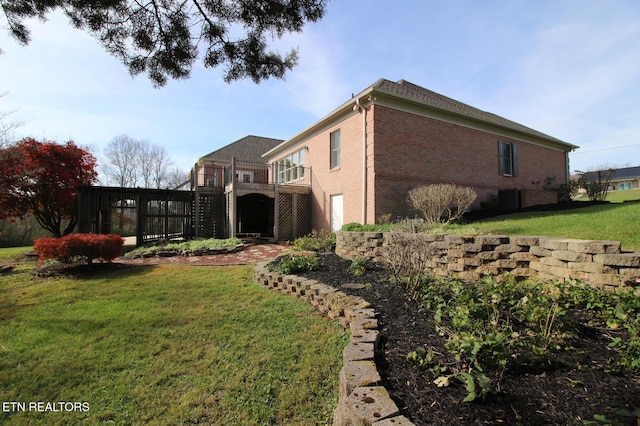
[253, 263, 415, 426]
[336, 232, 640, 290]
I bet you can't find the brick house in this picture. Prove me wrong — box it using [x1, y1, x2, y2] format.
[191, 135, 312, 240]
[263, 78, 578, 232]
[79, 79, 580, 243]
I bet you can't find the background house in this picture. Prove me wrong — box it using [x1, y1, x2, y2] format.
[582, 166, 640, 191]
[263, 78, 578, 232]
[607, 166, 640, 191]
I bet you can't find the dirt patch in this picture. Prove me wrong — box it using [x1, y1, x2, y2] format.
[32, 261, 140, 279]
[298, 253, 640, 426]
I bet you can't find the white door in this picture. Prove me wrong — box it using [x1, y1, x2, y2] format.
[330, 194, 343, 232]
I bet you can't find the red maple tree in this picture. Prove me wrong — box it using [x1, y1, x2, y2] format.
[0, 138, 98, 237]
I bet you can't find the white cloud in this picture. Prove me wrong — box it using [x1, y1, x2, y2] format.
[276, 26, 351, 118]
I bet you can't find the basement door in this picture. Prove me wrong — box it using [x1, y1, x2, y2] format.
[330, 194, 343, 232]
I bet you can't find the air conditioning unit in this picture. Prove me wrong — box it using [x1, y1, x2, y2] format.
[498, 189, 521, 210]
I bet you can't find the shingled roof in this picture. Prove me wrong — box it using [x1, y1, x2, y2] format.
[372, 79, 571, 146]
[201, 135, 283, 163]
[264, 78, 577, 159]
[582, 166, 640, 181]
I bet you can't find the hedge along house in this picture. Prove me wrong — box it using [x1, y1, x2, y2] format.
[191, 135, 312, 240]
[263, 78, 579, 232]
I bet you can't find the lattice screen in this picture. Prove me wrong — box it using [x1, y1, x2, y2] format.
[197, 194, 227, 239]
[278, 193, 294, 241]
[296, 194, 312, 237]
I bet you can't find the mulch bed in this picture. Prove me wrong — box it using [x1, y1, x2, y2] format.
[298, 253, 640, 426]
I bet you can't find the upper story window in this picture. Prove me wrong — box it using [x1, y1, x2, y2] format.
[330, 130, 341, 169]
[276, 148, 305, 183]
[499, 141, 518, 176]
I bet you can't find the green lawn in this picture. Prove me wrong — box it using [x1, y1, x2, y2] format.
[576, 188, 640, 203]
[464, 201, 640, 251]
[0, 260, 348, 425]
[601, 188, 640, 203]
[0, 246, 32, 262]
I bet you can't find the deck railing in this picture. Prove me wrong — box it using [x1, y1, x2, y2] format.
[195, 159, 311, 188]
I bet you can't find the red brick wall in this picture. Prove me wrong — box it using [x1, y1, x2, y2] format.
[270, 103, 569, 231]
[272, 110, 366, 230]
[371, 105, 568, 219]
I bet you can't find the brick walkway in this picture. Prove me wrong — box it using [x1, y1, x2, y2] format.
[121, 243, 290, 266]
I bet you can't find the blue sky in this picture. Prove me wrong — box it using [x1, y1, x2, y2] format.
[1, 0, 639, 176]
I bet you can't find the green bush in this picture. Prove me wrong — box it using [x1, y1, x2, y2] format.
[341, 222, 391, 232]
[291, 230, 335, 253]
[267, 253, 318, 275]
[348, 256, 366, 276]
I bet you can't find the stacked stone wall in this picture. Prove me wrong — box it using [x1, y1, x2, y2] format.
[253, 263, 415, 426]
[336, 232, 640, 290]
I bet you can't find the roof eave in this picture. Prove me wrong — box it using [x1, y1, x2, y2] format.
[263, 86, 376, 159]
[263, 82, 579, 159]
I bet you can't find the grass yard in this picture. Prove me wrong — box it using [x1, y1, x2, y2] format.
[0, 260, 348, 425]
[463, 201, 640, 251]
[603, 188, 640, 203]
[0, 246, 32, 262]
[576, 188, 640, 203]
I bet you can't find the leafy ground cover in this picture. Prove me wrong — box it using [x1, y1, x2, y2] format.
[122, 237, 244, 258]
[0, 256, 348, 425]
[299, 254, 640, 426]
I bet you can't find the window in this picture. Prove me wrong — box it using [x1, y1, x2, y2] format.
[276, 148, 305, 183]
[499, 141, 518, 176]
[330, 130, 341, 169]
[618, 181, 632, 190]
[236, 170, 253, 183]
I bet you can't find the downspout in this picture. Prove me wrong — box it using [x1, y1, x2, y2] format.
[355, 98, 368, 224]
[566, 150, 572, 185]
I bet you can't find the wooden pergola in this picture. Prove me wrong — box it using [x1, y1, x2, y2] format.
[76, 185, 193, 245]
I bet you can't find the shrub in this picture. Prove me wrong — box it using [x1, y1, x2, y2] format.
[267, 253, 318, 275]
[291, 230, 335, 253]
[348, 256, 367, 276]
[575, 169, 616, 201]
[34, 233, 124, 265]
[407, 184, 477, 225]
[341, 222, 391, 232]
[391, 217, 430, 233]
[378, 233, 443, 297]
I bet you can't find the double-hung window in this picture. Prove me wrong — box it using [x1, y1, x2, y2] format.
[499, 141, 518, 176]
[330, 130, 341, 169]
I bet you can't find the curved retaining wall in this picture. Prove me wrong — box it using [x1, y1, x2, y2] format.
[336, 232, 640, 290]
[253, 262, 415, 426]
